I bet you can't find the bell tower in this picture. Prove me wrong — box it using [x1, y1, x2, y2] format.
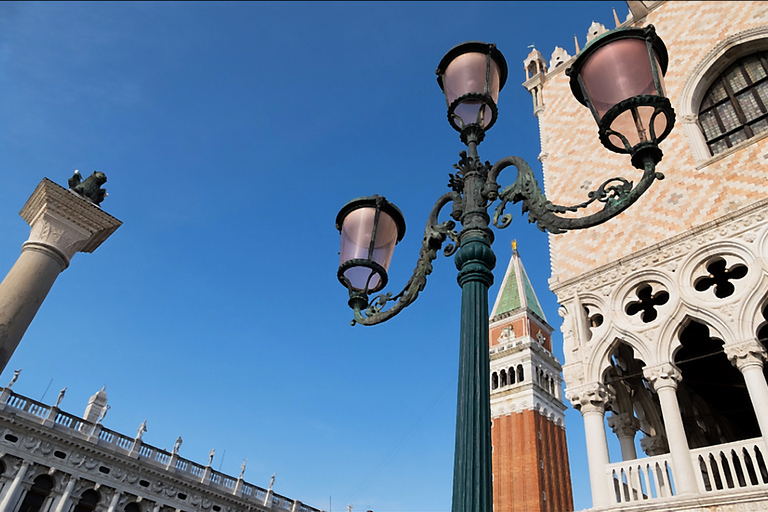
[489, 242, 572, 512]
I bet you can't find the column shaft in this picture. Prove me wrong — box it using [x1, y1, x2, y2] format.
[0, 461, 30, 511]
[656, 386, 698, 495]
[582, 410, 611, 507]
[740, 364, 768, 456]
[52, 475, 78, 512]
[0, 246, 65, 370]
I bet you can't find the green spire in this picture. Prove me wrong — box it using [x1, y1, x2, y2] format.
[490, 241, 547, 322]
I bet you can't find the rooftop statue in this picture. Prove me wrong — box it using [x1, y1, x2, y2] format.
[68, 170, 108, 206]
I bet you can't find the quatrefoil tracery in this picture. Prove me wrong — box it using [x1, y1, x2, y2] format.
[625, 284, 669, 323]
[694, 258, 748, 299]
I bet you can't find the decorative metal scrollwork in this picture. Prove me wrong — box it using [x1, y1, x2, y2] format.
[351, 191, 460, 325]
[489, 154, 663, 234]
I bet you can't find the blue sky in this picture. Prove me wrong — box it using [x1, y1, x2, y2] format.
[0, 2, 631, 511]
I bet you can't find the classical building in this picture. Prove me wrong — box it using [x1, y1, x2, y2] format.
[489, 244, 572, 512]
[0, 383, 322, 512]
[522, 0, 768, 510]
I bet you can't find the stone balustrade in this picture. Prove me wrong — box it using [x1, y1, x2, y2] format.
[0, 386, 322, 512]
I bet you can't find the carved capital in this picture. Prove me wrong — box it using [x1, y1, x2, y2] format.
[20, 179, 122, 264]
[607, 412, 640, 438]
[724, 340, 767, 371]
[640, 433, 669, 456]
[643, 363, 682, 391]
[565, 382, 613, 414]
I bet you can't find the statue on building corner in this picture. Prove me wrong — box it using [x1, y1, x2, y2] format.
[68, 169, 109, 206]
[172, 435, 183, 455]
[268, 473, 275, 491]
[96, 404, 111, 425]
[136, 420, 148, 440]
[55, 387, 66, 407]
[7, 369, 21, 389]
[239, 459, 247, 479]
[208, 449, 215, 466]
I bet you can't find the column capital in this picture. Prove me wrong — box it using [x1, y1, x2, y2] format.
[607, 412, 640, 438]
[20, 178, 122, 265]
[643, 363, 682, 391]
[724, 340, 767, 371]
[565, 382, 613, 414]
[640, 433, 669, 456]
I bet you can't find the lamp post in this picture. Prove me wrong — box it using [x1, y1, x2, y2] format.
[336, 26, 674, 512]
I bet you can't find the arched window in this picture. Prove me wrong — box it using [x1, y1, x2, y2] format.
[500, 370, 507, 387]
[698, 50, 768, 155]
[73, 489, 101, 512]
[509, 367, 516, 385]
[17, 474, 54, 512]
[491, 373, 498, 390]
[124, 503, 142, 512]
[517, 365, 524, 382]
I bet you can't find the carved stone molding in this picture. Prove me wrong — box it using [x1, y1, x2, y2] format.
[640, 433, 669, 456]
[19, 179, 122, 264]
[565, 382, 613, 414]
[643, 363, 682, 392]
[725, 340, 768, 371]
[606, 412, 640, 438]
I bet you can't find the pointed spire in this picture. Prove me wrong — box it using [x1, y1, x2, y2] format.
[490, 242, 547, 322]
[574, 34, 580, 54]
[613, 7, 621, 27]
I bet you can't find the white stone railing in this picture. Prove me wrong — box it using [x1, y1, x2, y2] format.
[606, 437, 768, 506]
[0, 388, 325, 512]
[691, 437, 768, 493]
[606, 453, 675, 504]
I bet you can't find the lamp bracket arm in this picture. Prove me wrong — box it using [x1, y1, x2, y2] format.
[489, 155, 662, 234]
[352, 191, 461, 326]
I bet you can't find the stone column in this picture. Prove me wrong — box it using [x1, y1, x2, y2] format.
[643, 363, 698, 496]
[52, 474, 78, 512]
[106, 490, 121, 512]
[0, 460, 31, 511]
[0, 178, 121, 373]
[607, 412, 639, 461]
[725, 341, 768, 446]
[566, 383, 613, 508]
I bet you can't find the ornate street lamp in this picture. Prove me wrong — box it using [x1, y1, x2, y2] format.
[336, 27, 674, 512]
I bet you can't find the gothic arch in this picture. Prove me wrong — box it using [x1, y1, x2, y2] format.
[659, 311, 732, 365]
[591, 335, 652, 386]
[678, 26, 768, 165]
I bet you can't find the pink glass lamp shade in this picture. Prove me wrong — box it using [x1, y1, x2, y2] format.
[336, 196, 406, 294]
[437, 41, 508, 134]
[567, 25, 674, 166]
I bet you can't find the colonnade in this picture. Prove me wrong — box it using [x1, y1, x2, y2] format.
[567, 339, 768, 507]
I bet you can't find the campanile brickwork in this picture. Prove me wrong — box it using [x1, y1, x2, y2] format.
[489, 246, 572, 512]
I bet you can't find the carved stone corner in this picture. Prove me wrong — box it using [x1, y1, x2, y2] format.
[643, 363, 682, 391]
[724, 340, 767, 371]
[565, 382, 613, 414]
[607, 412, 640, 437]
[20, 179, 122, 261]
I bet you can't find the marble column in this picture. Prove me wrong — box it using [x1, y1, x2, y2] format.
[566, 383, 613, 508]
[0, 460, 31, 511]
[607, 412, 640, 461]
[106, 490, 121, 512]
[52, 475, 78, 512]
[0, 178, 121, 374]
[725, 340, 768, 446]
[643, 363, 698, 496]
